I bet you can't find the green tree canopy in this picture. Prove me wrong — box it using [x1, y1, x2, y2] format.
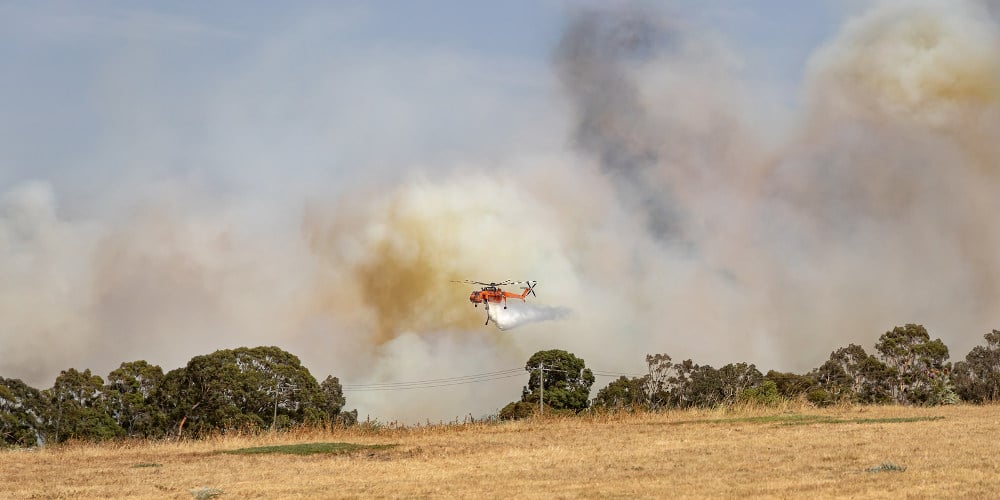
[156, 346, 328, 437]
[811, 344, 895, 405]
[1, 377, 49, 447]
[875, 324, 953, 405]
[498, 401, 536, 420]
[717, 363, 763, 403]
[953, 330, 1000, 403]
[523, 350, 595, 412]
[642, 355, 770, 409]
[592, 376, 647, 410]
[764, 370, 815, 399]
[681, 364, 723, 407]
[644, 353, 673, 409]
[319, 375, 357, 426]
[105, 360, 165, 438]
[46, 368, 124, 443]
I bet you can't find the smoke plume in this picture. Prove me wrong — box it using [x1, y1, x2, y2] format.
[3, 0, 1000, 422]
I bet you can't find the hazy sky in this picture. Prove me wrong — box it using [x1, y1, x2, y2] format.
[5, 1, 998, 423]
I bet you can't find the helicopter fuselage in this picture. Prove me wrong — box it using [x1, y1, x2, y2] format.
[453, 280, 537, 325]
[469, 287, 507, 305]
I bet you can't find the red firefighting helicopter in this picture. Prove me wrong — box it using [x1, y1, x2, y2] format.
[451, 279, 537, 325]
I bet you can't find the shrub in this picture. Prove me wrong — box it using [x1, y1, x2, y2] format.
[499, 401, 536, 421]
[739, 380, 782, 406]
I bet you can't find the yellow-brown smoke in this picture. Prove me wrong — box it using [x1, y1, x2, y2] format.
[302, 175, 581, 344]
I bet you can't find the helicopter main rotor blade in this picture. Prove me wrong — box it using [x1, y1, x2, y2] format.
[451, 279, 522, 287]
[452, 280, 492, 286]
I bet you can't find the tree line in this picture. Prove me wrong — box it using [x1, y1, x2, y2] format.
[497, 325, 1000, 419]
[0, 346, 355, 447]
[588, 325, 1000, 412]
[5, 324, 1000, 447]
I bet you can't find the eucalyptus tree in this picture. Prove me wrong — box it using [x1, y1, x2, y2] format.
[1, 377, 49, 447]
[953, 330, 1000, 403]
[156, 346, 328, 437]
[524, 349, 595, 412]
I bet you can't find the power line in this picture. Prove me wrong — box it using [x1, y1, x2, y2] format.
[526, 367, 645, 378]
[343, 368, 523, 387]
[341, 366, 646, 392]
[592, 370, 647, 378]
[342, 373, 524, 392]
[342, 368, 524, 391]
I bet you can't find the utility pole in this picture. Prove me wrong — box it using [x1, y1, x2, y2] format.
[273, 384, 279, 428]
[538, 362, 545, 417]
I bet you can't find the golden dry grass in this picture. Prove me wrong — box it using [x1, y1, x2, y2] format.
[3, 403, 1000, 498]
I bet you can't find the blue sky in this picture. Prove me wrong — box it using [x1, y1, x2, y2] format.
[1, 1, 846, 202]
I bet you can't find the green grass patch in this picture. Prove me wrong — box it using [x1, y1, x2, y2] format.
[221, 442, 395, 456]
[667, 414, 944, 426]
[131, 462, 162, 468]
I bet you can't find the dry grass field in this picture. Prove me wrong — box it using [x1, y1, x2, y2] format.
[3, 403, 1000, 498]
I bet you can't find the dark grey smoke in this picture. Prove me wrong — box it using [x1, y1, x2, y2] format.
[551, 1, 1000, 372]
[554, 8, 681, 239]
